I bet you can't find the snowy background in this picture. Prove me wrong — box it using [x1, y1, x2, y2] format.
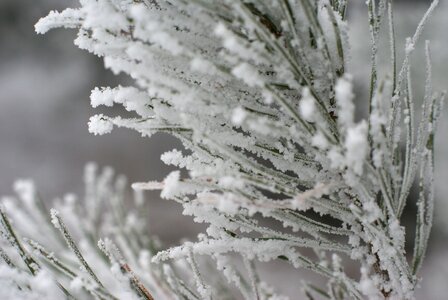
[0, 0, 446, 298]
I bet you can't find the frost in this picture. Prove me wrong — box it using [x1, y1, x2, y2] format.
[69, 277, 83, 292]
[335, 74, 355, 130]
[90, 87, 114, 107]
[35, 9, 82, 34]
[190, 57, 217, 74]
[311, 131, 329, 150]
[218, 197, 240, 215]
[1, 166, 175, 299]
[405, 37, 415, 54]
[160, 171, 180, 199]
[231, 107, 247, 125]
[49, 208, 61, 229]
[88, 114, 113, 135]
[299, 88, 316, 122]
[360, 266, 381, 299]
[2, 0, 444, 299]
[344, 121, 368, 175]
[232, 63, 264, 87]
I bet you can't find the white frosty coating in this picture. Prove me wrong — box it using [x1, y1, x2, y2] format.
[90, 87, 115, 107]
[90, 86, 151, 117]
[335, 75, 355, 130]
[405, 37, 415, 55]
[232, 63, 264, 87]
[160, 171, 180, 199]
[35, 9, 83, 34]
[311, 131, 329, 150]
[327, 146, 345, 170]
[131, 181, 164, 190]
[195, 192, 241, 215]
[299, 88, 316, 122]
[49, 208, 61, 229]
[218, 196, 240, 215]
[292, 182, 332, 211]
[160, 149, 185, 167]
[69, 277, 83, 292]
[0, 266, 62, 300]
[389, 218, 405, 248]
[1, 165, 176, 299]
[214, 22, 264, 63]
[190, 57, 217, 75]
[153, 238, 295, 263]
[88, 114, 113, 135]
[231, 107, 247, 125]
[344, 121, 368, 175]
[4, 0, 442, 299]
[362, 200, 382, 223]
[359, 266, 381, 299]
[218, 176, 244, 189]
[150, 31, 184, 56]
[262, 90, 274, 104]
[369, 80, 390, 168]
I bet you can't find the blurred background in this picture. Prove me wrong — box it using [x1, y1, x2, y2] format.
[0, 0, 205, 244]
[0, 0, 446, 298]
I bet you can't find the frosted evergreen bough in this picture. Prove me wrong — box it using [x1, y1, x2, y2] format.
[1, 0, 446, 299]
